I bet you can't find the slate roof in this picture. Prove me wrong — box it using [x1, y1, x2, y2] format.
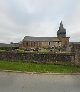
[0, 43, 19, 47]
[23, 36, 61, 42]
[70, 42, 80, 45]
[10, 43, 19, 47]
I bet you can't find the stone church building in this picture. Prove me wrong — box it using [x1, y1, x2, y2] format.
[20, 21, 70, 49]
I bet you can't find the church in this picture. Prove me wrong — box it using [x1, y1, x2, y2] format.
[20, 21, 70, 49]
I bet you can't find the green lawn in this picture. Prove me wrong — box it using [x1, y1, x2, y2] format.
[0, 61, 80, 73]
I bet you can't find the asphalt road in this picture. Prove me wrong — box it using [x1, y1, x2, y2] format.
[0, 72, 80, 92]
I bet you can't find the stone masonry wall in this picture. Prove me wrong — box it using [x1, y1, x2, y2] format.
[0, 52, 75, 64]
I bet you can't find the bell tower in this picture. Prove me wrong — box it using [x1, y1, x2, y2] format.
[57, 21, 66, 37]
[57, 21, 70, 51]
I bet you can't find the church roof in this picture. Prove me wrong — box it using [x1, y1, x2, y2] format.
[70, 42, 80, 45]
[0, 43, 19, 47]
[23, 36, 61, 42]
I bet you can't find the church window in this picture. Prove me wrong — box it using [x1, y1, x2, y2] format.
[26, 42, 28, 46]
[34, 42, 35, 46]
[49, 42, 50, 45]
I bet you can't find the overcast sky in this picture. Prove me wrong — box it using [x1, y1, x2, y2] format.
[0, 0, 80, 43]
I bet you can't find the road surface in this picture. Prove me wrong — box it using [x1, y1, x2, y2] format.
[0, 72, 80, 92]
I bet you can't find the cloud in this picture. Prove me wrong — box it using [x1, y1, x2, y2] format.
[0, 0, 80, 43]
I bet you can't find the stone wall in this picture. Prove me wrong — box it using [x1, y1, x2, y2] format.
[58, 37, 69, 50]
[20, 41, 61, 49]
[74, 50, 80, 65]
[0, 52, 75, 64]
[70, 43, 80, 65]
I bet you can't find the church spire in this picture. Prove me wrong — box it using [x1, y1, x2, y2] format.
[60, 21, 63, 28]
[57, 21, 66, 37]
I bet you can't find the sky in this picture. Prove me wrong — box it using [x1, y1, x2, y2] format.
[0, 0, 80, 43]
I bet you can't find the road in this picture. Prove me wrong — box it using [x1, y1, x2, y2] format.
[0, 72, 80, 92]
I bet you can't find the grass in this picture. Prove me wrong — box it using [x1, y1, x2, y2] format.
[0, 61, 80, 73]
[39, 49, 49, 53]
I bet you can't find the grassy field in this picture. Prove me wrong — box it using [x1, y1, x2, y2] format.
[0, 61, 80, 73]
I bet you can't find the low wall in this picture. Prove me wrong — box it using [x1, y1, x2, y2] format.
[0, 52, 75, 64]
[74, 50, 80, 65]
